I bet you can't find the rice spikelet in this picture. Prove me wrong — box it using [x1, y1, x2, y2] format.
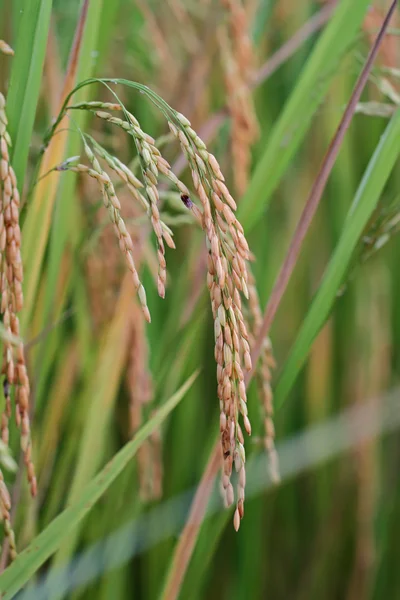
[0, 41, 14, 57]
[127, 305, 162, 501]
[170, 111, 253, 530]
[247, 269, 280, 483]
[53, 86, 265, 528]
[0, 79, 36, 558]
[219, 0, 259, 196]
[0, 93, 36, 499]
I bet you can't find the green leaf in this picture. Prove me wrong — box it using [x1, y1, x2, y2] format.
[44, 0, 118, 326]
[237, 0, 371, 232]
[252, 0, 274, 44]
[52, 276, 135, 565]
[20, 0, 92, 332]
[275, 107, 400, 406]
[0, 370, 199, 600]
[7, 0, 53, 189]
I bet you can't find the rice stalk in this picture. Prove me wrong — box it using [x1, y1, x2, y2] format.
[127, 304, 161, 501]
[57, 150, 151, 323]
[247, 269, 279, 483]
[0, 44, 36, 562]
[168, 111, 253, 529]
[218, 0, 259, 196]
[47, 80, 256, 529]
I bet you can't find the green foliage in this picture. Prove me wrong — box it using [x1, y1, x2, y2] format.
[0, 371, 198, 599]
[7, 0, 53, 187]
[0, 2, 399, 600]
[276, 107, 400, 406]
[238, 0, 371, 232]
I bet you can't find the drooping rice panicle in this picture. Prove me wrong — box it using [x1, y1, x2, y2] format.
[0, 93, 36, 501]
[219, 0, 259, 196]
[82, 109, 188, 297]
[0, 77, 36, 559]
[247, 269, 280, 483]
[168, 110, 253, 530]
[54, 84, 262, 528]
[57, 145, 151, 323]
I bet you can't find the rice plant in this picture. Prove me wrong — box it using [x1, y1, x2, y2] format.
[0, 1, 399, 599]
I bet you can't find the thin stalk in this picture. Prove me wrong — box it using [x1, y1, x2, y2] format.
[249, 0, 398, 372]
[171, 1, 338, 178]
[161, 3, 398, 598]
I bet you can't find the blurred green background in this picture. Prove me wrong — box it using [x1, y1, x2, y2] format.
[1, 0, 400, 598]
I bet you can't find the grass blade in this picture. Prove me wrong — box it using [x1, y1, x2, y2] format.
[250, 0, 398, 371]
[53, 274, 134, 565]
[237, 0, 371, 232]
[275, 106, 400, 406]
[7, 0, 53, 188]
[0, 371, 199, 599]
[43, 0, 116, 327]
[21, 0, 89, 331]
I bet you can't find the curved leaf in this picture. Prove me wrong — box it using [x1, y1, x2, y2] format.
[0, 371, 199, 600]
[276, 107, 400, 406]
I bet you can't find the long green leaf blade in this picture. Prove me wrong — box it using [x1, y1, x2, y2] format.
[275, 107, 400, 406]
[237, 0, 370, 232]
[0, 371, 198, 599]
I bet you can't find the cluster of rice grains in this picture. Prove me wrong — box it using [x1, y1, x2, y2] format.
[0, 44, 36, 559]
[168, 112, 254, 530]
[55, 86, 277, 530]
[127, 305, 162, 502]
[219, 0, 259, 196]
[58, 100, 190, 321]
[247, 271, 280, 484]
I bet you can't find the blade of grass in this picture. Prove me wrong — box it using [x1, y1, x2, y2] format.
[250, 0, 399, 374]
[252, 0, 275, 44]
[275, 105, 400, 406]
[40, 0, 117, 382]
[237, 0, 371, 233]
[52, 274, 133, 566]
[161, 4, 398, 597]
[7, 0, 53, 188]
[44, 0, 113, 323]
[0, 371, 199, 600]
[21, 0, 89, 332]
[170, 1, 337, 180]
[30, 0, 115, 419]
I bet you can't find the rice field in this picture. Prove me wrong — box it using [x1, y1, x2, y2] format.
[0, 1, 399, 598]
